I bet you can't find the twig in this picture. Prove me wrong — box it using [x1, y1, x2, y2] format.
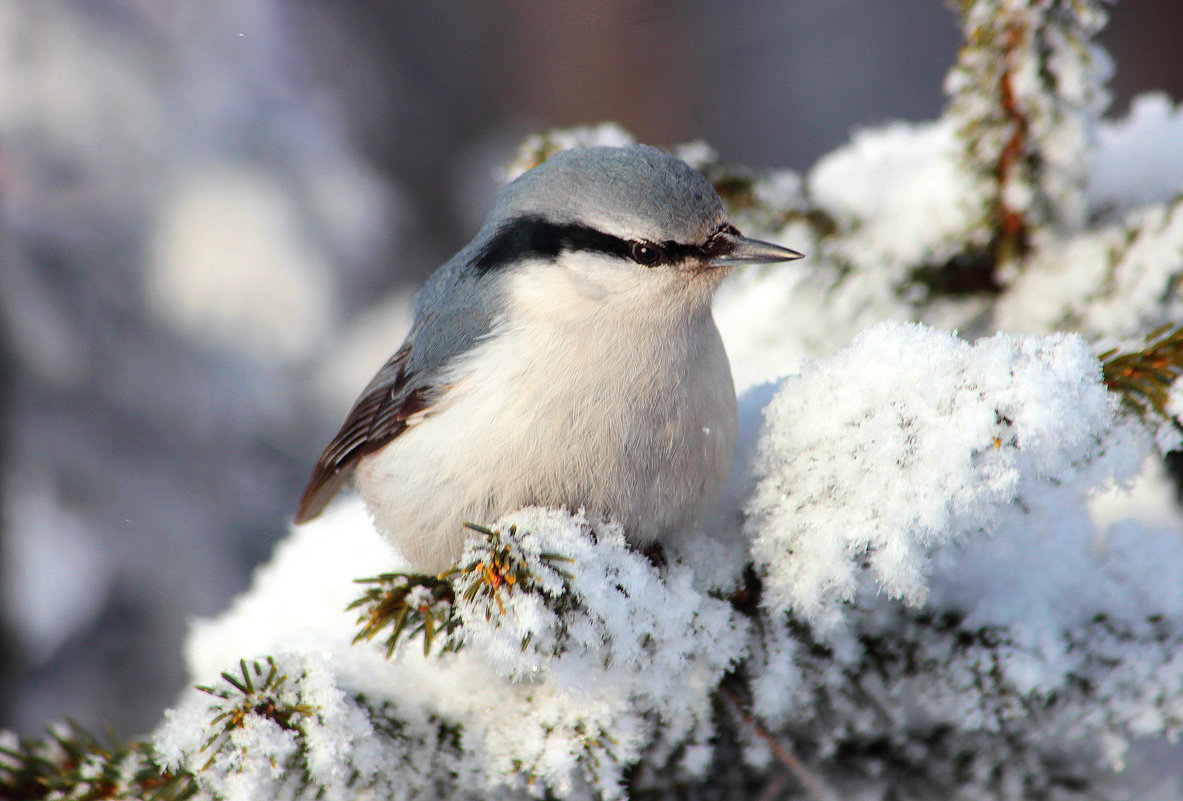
[720, 688, 840, 801]
[991, 21, 1031, 270]
[757, 770, 790, 801]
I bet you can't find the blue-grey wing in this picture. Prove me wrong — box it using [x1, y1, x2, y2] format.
[295, 265, 500, 523]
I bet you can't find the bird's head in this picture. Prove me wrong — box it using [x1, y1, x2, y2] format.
[470, 145, 802, 319]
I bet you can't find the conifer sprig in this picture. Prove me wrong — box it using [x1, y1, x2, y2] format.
[0, 721, 195, 801]
[1101, 323, 1183, 426]
[348, 572, 458, 657]
[451, 522, 574, 620]
[945, 0, 1110, 277]
[349, 522, 577, 660]
[195, 657, 317, 771]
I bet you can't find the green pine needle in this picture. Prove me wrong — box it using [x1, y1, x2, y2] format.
[1101, 323, 1183, 428]
[349, 523, 576, 660]
[451, 523, 575, 622]
[195, 657, 317, 771]
[348, 572, 459, 658]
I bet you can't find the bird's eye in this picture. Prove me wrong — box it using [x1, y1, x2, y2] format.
[629, 241, 663, 266]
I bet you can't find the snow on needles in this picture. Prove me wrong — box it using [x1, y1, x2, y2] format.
[157, 503, 746, 800]
[746, 321, 1120, 629]
[452, 509, 747, 699]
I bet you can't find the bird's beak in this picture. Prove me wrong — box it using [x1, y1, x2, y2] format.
[709, 229, 804, 265]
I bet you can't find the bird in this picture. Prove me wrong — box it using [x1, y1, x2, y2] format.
[295, 144, 802, 573]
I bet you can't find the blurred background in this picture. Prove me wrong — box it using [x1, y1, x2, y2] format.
[1, 0, 1179, 738]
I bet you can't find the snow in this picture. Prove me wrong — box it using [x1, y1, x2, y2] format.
[156, 306, 1183, 799]
[160, 502, 745, 799]
[746, 321, 1123, 628]
[996, 197, 1183, 338]
[1090, 93, 1183, 213]
[808, 120, 979, 270]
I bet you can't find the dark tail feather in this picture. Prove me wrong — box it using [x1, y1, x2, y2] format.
[295, 464, 355, 524]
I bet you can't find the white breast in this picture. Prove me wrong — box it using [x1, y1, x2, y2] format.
[356, 257, 738, 572]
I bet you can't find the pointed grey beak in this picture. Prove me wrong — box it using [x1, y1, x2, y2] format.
[709, 229, 804, 265]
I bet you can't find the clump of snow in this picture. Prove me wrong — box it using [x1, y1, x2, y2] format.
[746, 321, 1120, 629]
[156, 650, 476, 801]
[740, 429, 1183, 787]
[997, 196, 1183, 338]
[809, 120, 980, 271]
[1090, 93, 1183, 213]
[453, 509, 746, 685]
[450, 509, 747, 789]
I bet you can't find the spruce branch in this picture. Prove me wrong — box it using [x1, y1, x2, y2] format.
[456, 522, 542, 617]
[0, 721, 195, 801]
[968, 5, 1034, 269]
[195, 657, 317, 771]
[945, 0, 1111, 278]
[0, 661, 321, 800]
[349, 572, 458, 657]
[1100, 323, 1183, 426]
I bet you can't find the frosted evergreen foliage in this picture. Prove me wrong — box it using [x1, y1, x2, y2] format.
[450, 511, 747, 699]
[946, 0, 1112, 245]
[147, 506, 747, 801]
[13, 3, 1183, 799]
[747, 322, 1119, 629]
[154, 652, 483, 801]
[998, 194, 1183, 339]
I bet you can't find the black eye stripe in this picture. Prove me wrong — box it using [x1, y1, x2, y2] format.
[659, 239, 718, 263]
[473, 216, 629, 274]
[472, 215, 728, 274]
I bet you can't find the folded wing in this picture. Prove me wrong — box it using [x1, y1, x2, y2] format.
[295, 343, 433, 523]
